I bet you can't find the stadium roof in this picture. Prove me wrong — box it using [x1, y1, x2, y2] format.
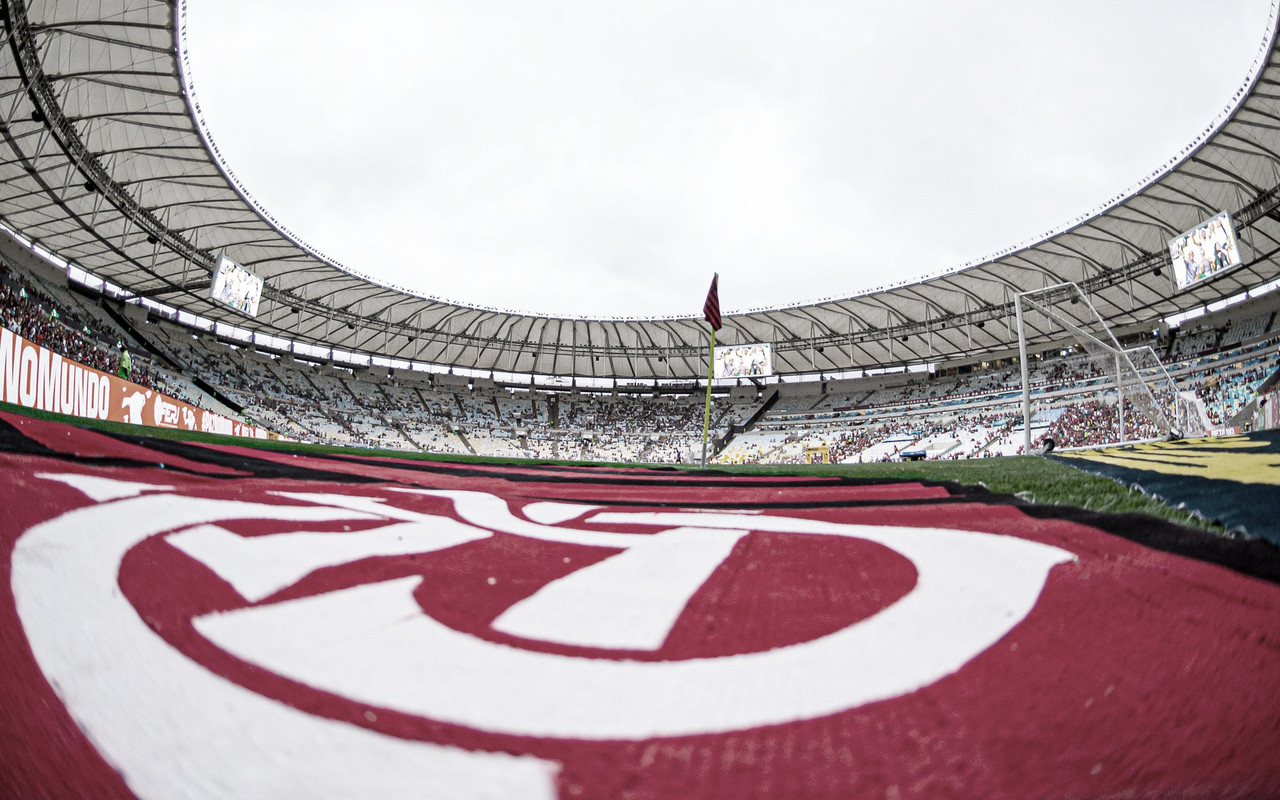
[2, 0, 1280, 381]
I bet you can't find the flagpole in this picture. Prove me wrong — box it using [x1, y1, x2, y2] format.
[701, 325, 716, 467]
[699, 272, 721, 468]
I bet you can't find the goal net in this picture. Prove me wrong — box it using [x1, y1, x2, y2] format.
[1014, 282, 1197, 453]
[1124, 344, 1209, 437]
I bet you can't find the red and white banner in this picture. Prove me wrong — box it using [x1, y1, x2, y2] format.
[2, 413, 1278, 799]
[0, 326, 275, 439]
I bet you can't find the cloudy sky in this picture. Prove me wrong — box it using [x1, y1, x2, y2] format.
[180, 0, 1274, 318]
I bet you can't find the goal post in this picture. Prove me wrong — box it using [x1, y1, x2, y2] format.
[1014, 282, 1183, 454]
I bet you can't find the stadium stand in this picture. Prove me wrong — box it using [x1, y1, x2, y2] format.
[3, 247, 1279, 465]
[714, 299, 1279, 464]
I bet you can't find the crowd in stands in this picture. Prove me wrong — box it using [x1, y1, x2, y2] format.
[3, 253, 1278, 466]
[1188, 348, 1279, 426]
[0, 265, 156, 389]
[1034, 400, 1162, 450]
[719, 309, 1278, 464]
[135, 315, 756, 459]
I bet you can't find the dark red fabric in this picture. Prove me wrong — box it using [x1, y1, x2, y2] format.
[3, 418, 1280, 800]
[1, 410, 243, 474]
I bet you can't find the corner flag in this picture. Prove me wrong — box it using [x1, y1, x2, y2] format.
[703, 274, 722, 331]
[700, 273, 721, 466]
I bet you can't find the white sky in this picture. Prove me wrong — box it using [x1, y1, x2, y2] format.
[180, 0, 1275, 318]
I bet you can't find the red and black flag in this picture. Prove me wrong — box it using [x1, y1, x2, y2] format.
[702, 273, 722, 331]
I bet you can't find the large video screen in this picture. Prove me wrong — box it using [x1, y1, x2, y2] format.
[209, 254, 263, 317]
[713, 342, 772, 379]
[1168, 211, 1243, 291]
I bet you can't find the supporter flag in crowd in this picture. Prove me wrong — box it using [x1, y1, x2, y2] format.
[703, 274, 722, 331]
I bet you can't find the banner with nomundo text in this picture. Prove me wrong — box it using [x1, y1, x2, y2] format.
[0, 326, 277, 440]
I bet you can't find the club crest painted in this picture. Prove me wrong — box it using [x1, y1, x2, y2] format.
[6, 445, 1279, 800]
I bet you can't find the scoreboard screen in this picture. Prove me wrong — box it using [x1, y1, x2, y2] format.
[209, 254, 263, 317]
[1168, 211, 1243, 291]
[713, 343, 772, 379]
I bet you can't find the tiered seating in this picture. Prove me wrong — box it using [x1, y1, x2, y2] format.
[10, 249, 1280, 465]
[0, 270, 153, 385]
[400, 419, 467, 454]
[859, 433, 918, 462]
[1171, 328, 1219, 359]
[1186, 345, 1280, 425]
[1220, 311, 1272, 348]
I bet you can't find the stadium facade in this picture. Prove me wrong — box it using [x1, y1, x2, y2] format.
[1, 0, 1280, 386]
